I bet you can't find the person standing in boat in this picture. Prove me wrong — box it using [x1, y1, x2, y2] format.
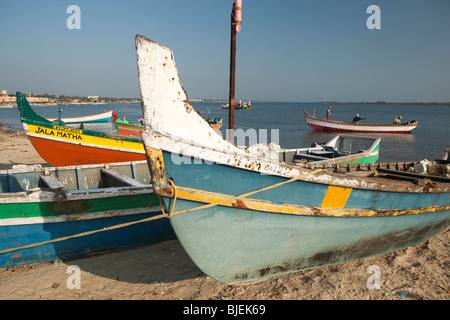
[326, 106, 333, 120]
[352, 114, 366, 124]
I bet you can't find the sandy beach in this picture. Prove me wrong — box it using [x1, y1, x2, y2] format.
[0, 126, 448, 301]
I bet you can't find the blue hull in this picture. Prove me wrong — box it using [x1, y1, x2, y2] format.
[135, 35, 450, 284]
[162, 153, 450, 284]
[0, 211, 175, 268]
[170, 200, 448, 283]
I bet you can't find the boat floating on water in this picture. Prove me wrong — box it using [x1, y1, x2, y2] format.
[136, 35, 449, 284]
[113, 112, 223, 136]
[222, 100, 251, 109]
[16, 92, 146, 166]
[276, 134, 380, 168]
[303, 109, 418, 134]
[46, 110, 114, 124]
[112, 112, 146, 136]
[207, 117, 223, 130]
[0, 160, 174, 268]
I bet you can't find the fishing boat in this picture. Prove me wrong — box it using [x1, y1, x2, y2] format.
[303, 109, 418, 133]
[0, 160, 174, 268]
[46, 110, 114, 124]
[136, 35, 449, 284]
[277, 134, 380, 168]
[113, 112, 223, 136]
[112, 112, 146, 136]
[16, 92, 146, 166]
[207, 117, 223, 130]
[222, 101, 251, 109]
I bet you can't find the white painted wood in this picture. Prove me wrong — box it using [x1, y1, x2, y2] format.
[136, 35, 240, 154]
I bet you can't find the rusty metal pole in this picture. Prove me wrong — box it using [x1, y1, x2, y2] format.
[228, 11, 237, 143]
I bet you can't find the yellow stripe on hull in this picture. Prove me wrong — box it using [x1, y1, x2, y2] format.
[26, 124, 144, 153]
[166, 185, 449, 218]
[321, 185, 353, 208]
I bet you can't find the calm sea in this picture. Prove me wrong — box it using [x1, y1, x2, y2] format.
[1, 101, 449, 163]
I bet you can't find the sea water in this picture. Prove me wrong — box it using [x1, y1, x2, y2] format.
[1, 101, 449, 162]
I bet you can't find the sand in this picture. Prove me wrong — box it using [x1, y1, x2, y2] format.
[0, 126, 47, 170]
[0, 126, 448, 300]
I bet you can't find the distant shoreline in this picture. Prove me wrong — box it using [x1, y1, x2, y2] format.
[196, 99, 450, 105]
[322, 101, 450, 106]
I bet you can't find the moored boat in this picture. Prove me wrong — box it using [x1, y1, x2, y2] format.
[207, 117, 223, 130]
[113, 112, 146, 136]
[16, 92, 146, 166]
[136, 35, 450, 284]
[113, 112, 223, 136]
[222, 101, 251, 109]
[0, 160, 174, 268]
[46, 110, 114, 124]
[303, 109, 418, 133]
[276, 134, 380, 167]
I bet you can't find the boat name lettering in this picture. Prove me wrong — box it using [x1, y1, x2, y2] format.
[35, 127, 55, 136]
[35, 126, 82, 140]
[54, 126, 82, 134]
[56, 131, 82, 140]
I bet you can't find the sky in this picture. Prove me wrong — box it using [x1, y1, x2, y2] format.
[0, 0, 449, 102]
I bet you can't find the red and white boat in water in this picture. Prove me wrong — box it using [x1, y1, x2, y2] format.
[303, 109, 418, 134]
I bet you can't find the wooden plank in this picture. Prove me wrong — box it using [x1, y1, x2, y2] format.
[377, 168, 450, 183]
[101, 169, 146, 187]
[40, 174, 68, 191]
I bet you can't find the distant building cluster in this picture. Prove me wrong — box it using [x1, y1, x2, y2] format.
[1, 89, 141, 106]
[1, 90, 49, 104]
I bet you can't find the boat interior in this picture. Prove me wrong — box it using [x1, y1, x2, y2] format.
[0, 161, 152, 193]
[279, 135, 378, 163]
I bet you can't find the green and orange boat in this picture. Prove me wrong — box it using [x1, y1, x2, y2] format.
[16, 92, 146, 167]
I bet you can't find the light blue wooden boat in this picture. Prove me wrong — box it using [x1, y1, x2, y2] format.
[136, 35, 450, 284]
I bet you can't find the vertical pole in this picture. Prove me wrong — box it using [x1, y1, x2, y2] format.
[228, 1, 242, 144]
[228, 11, 237, 143]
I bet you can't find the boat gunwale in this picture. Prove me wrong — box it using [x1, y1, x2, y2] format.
[144, 131, 450, 194]
[164, 183, 450, 218]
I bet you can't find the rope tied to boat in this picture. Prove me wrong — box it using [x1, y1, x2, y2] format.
[0, 169, 324, 256]
[158, 168, 325, 217]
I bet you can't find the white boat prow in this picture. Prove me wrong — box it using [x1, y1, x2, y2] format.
[136, 35, 236, 153]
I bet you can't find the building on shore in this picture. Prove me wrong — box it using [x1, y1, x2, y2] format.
[0, 90, 10, 104]
[1, 90, 49, 104]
